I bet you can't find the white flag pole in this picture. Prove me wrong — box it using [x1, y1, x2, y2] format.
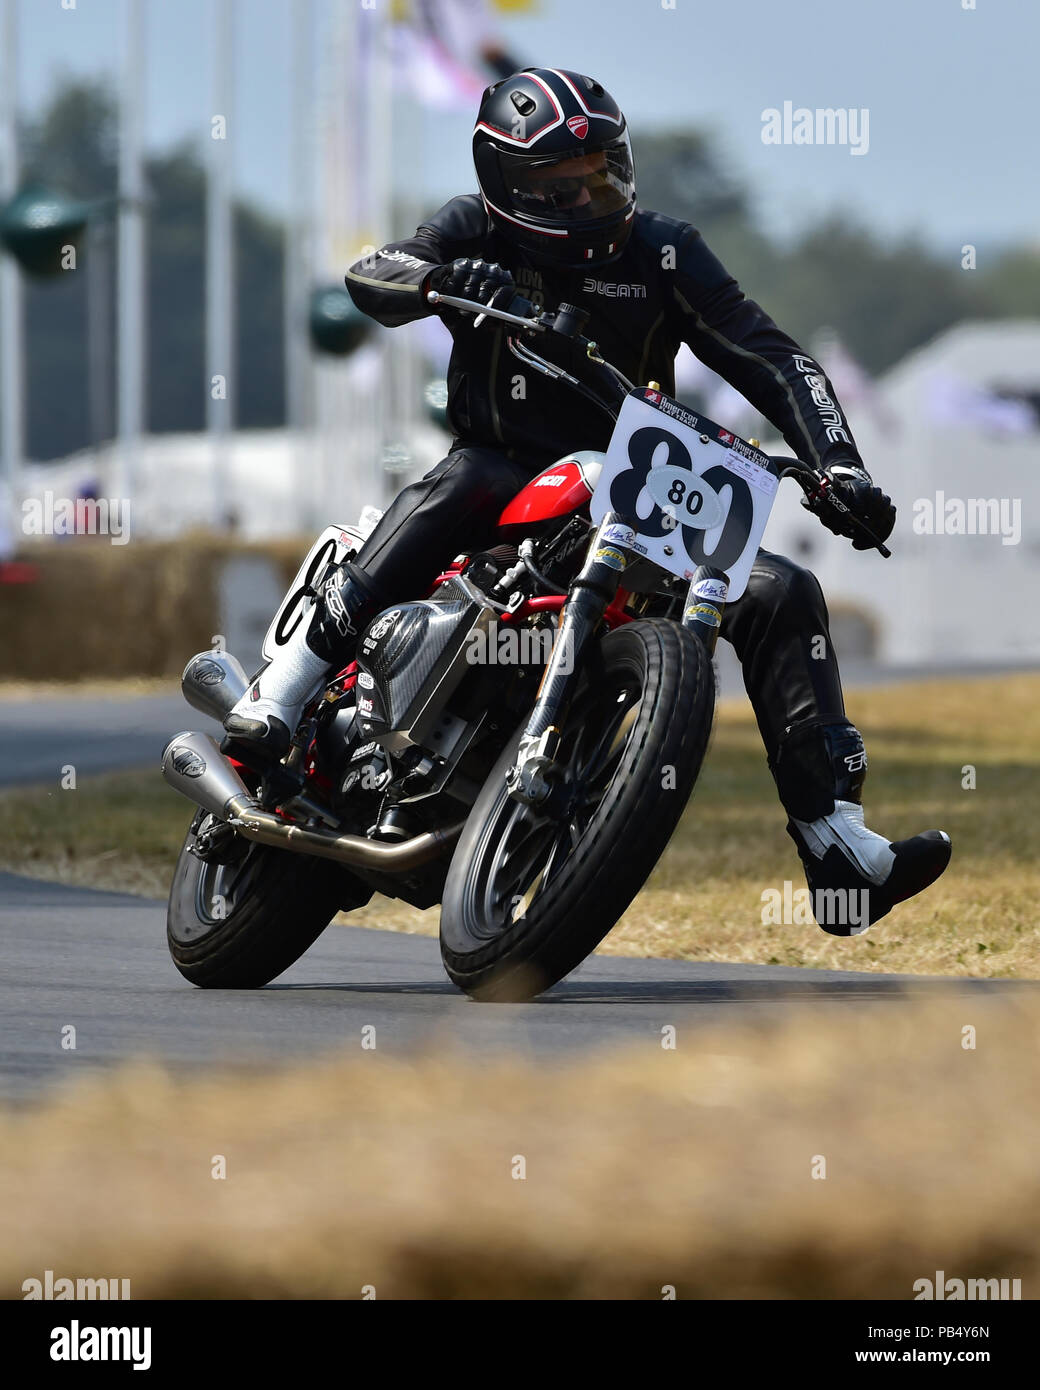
[285, 0, 316, 535]
[206, 0, 235, 531]
[0, 0, 24, 544]
[116, 0, 147, 524]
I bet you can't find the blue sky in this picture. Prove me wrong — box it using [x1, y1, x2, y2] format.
[10, 0, 1038, 260]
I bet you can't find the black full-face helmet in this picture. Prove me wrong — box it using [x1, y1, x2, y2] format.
[473, 68, 636, 269]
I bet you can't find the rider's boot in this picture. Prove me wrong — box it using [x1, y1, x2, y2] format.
[772, 720, 952, 935]
[222, 562, 386, 768]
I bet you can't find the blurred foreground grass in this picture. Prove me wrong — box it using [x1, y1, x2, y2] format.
[1, 995, 1037, 1299]
[1, 674, 1037, 977]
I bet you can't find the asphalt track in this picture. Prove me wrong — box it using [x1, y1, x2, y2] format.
[0, 692, 212, 788]
[1, 871, 1029, 1103]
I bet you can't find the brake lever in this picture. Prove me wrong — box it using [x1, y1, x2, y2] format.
[425, 289, 546, 334]
[474, 285, 523, 329]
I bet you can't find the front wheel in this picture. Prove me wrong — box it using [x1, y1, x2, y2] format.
[439, 619, 715, 1001]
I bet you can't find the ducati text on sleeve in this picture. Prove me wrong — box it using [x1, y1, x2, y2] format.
[792, 354, 853, 446]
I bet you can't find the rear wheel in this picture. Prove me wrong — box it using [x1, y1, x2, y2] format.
[167, 815, 372, 987]
[439, 619, 714, 1000]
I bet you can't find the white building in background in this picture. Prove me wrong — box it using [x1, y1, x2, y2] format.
[14, 336, 450, 547]
[757, 320, 1040, 667]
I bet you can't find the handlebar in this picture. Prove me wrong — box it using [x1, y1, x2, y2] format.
[426, 289, 891, 559]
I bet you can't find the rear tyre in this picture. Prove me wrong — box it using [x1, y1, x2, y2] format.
[167, 817, 372, 987]
[439, 619, 715, 1001]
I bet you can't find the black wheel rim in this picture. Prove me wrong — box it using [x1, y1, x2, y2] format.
[186, 837, 265, 933]
[466, 666, 644, 942]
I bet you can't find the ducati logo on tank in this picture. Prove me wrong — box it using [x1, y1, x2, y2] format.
[590, 389, 780, 600]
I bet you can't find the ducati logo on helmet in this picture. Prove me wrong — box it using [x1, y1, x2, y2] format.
[566, 114, 589, 140]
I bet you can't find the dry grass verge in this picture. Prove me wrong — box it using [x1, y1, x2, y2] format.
[1, 995, 1037, 1299]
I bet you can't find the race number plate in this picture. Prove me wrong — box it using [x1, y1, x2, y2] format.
[261, 523, 368, 661]
[590, 389, 780, 600]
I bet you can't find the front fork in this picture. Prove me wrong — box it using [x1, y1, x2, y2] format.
[679, 563, 730, 655]
[505, 513, 732, 805]
[506, 511, 631, 805]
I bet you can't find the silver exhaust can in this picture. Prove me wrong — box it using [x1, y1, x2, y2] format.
[161, 731, 253, 821]
[181, 650, 250, 722]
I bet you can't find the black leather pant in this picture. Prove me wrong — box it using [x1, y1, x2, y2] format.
[353, 445, 859, 817]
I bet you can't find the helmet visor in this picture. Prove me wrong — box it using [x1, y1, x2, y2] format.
[499, 134, 634, 224]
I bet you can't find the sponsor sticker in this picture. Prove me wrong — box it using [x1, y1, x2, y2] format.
[595, 546, 628, 571]
[685, 603, 722, 628]
[724, 447, 778, 496]
[357, 671, 374, 689]
[566, 114, 590, 140]
[600, 522, 637, 547]
[367, 610, 400, 641]
[692, 576, 730, 602]
[642, 391, 701, 432]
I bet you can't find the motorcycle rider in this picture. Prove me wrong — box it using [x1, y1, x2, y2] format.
[223, 67, 951, 932]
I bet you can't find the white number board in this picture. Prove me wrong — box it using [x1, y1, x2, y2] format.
[590, 389, 780, 600]
[262, 523, 368, 661]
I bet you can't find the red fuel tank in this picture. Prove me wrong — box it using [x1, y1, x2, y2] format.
[497, 451, 605, 528]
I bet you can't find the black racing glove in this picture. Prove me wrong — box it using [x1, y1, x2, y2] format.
[426, 257, 515, 308]
[804, 462, 896, 551]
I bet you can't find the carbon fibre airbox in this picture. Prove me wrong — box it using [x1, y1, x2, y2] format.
[353, 577, 497, 753]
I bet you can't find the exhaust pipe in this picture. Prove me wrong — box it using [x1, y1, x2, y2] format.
[162, 730, 255, 821]
[161, 732, 462, 872]
[181, 650, 250, 722]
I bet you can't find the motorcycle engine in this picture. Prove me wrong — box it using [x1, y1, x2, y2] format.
[353, 580, 491, 739]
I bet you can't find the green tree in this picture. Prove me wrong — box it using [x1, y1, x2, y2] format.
[633, 130, 1012, 377]
[975, 247, 1040, 320]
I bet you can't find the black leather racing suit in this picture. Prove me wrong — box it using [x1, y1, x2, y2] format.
[344, 195, 870, 822]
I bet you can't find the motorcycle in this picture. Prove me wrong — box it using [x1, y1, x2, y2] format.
[161, 288, 890, 1001]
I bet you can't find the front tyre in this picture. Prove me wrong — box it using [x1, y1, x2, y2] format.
[439, 619, 715, 1001]
[167, 817, 372, 987]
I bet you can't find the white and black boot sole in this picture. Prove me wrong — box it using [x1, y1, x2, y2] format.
[787, 800, 952, 936]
